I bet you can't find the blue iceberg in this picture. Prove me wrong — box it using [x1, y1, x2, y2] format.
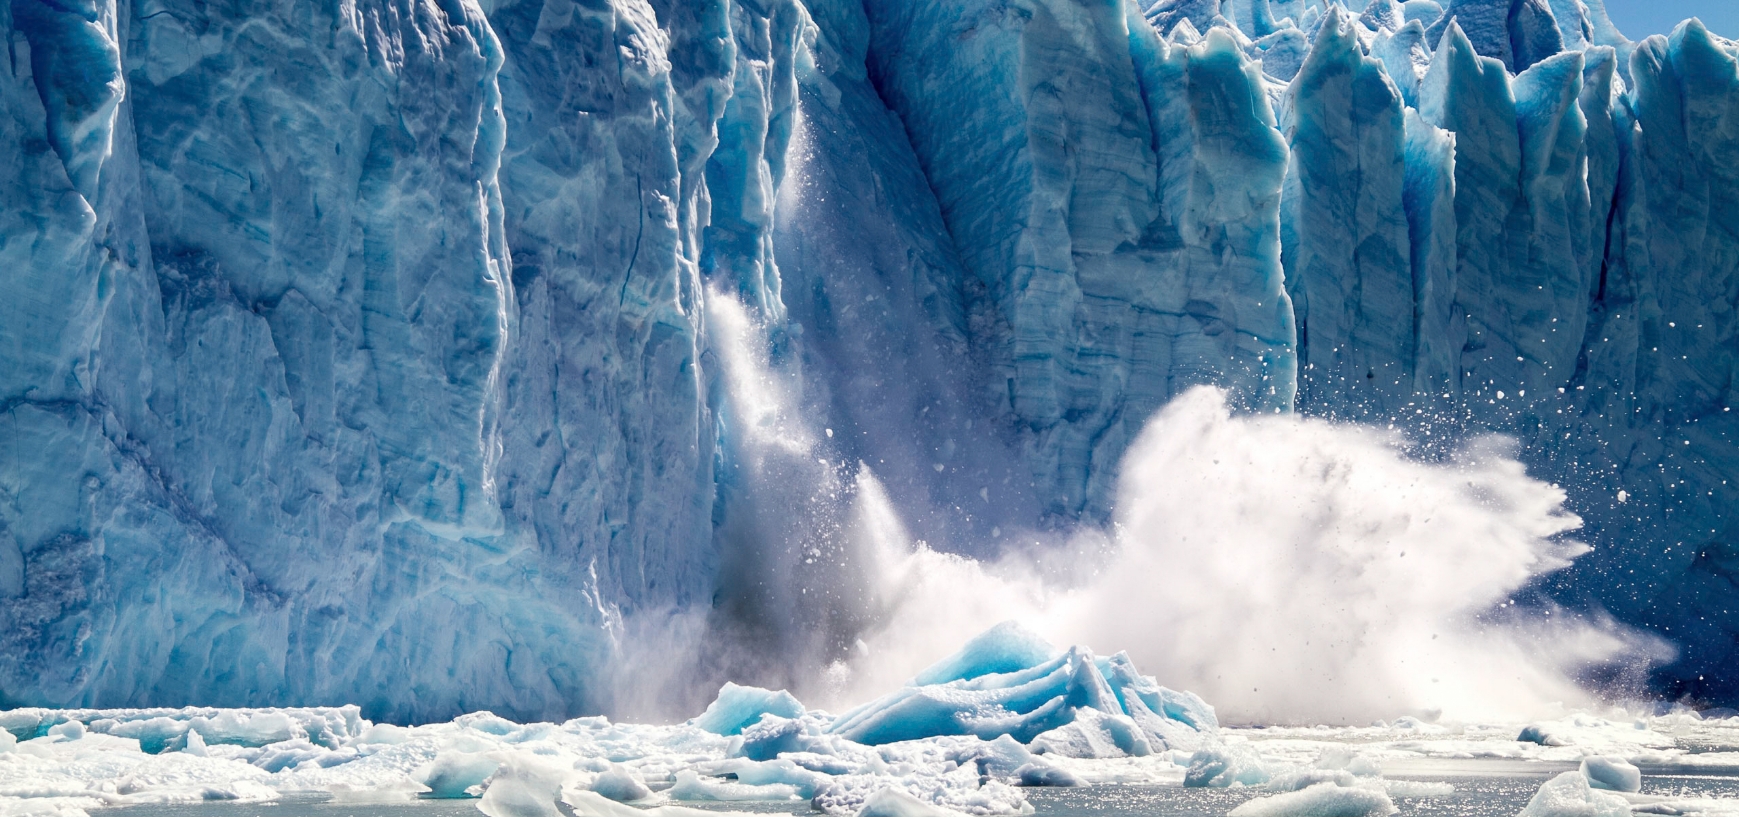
[827, 623, 1214, 754]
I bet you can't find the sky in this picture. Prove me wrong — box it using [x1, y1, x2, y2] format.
[1601, 0, 1739, 40]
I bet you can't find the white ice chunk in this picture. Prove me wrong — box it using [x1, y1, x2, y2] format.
[589, 765, 652, 802]
[1028, 708, 1150, 758]
[563, 790, 760, 817]
[1185, 742, 1271, 787]
[43, 723, 83, 742]
[1013, 763, 1082, 787]
[855, 788, 975, 817]
[181, 729, 208, 757]
[1518, 771, 1631, 817]
[1228, 782, 1398, 817]
[1580, 756, 1642, 793]
[326, 778, 430, 803]
[955, 735, 1037, 778]
[668, 770, 802, 801]
[691, 684, 807, 736]
[697, 758, 830, 797]
[417, 751, 503, 798]
[477, 759, 573, 817]
[1379, 781, 1455, 798]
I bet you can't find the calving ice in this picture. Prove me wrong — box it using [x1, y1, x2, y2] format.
[0, 0, 1736, 774]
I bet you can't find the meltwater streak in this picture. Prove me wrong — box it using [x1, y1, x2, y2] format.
[679, 291, 1657, 727]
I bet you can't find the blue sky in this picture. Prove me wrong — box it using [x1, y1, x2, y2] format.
[1601, 0, 1738, 40]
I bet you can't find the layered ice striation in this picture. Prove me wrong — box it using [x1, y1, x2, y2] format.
[1, 0, 1737, 716]
[864, 0, 1296, 519]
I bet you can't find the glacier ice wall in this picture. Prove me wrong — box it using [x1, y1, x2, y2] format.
[863, 0, 1295, 518]
[1, 0, 1737, 717]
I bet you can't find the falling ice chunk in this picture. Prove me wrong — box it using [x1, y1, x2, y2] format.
[1617, 490, 1628, 504]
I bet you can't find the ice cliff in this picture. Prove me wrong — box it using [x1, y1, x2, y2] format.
[1, 0, 1736, 718]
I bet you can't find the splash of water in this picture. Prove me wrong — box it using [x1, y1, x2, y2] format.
[1063, 388, 1645, 724]
[648, 290, 1657, 726]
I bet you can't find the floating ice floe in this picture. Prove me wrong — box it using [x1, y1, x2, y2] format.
[9, 624, 1739, 817]
[1581, 756, 1642, 793]
[0, 625, 1209, 817]
[1229, 782, 1397, 817]
[1519, 771, 1632, 817]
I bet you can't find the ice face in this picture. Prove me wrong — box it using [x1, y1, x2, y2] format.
[1281, 9, 1418, 419]
[1, 0, 1738, 716]
[864, 0, 1295, 521]
[0, 0, 790, 721]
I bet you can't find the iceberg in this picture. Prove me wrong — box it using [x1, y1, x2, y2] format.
[1227, 782, 1397, 817]
[826, 624, 1214, 753]
[689, 685, 807, 737]
[1183, 741, 1272, 788]
[1517, 770, 1631, 817]
[1579, 756, 1642, 793]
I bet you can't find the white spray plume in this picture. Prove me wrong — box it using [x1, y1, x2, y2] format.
[826, 388, 1656, 725]
[684, 291, 1659, 726]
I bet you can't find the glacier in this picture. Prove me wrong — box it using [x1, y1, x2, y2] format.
[1, 0, 1737, 720]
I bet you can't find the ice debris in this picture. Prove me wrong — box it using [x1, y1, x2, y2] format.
[1184, 741, 1273, 787]
[690, 685, 808, 736]
[1221, 747, 1433, 816]
[1580, 756, 1642, 793]
[0, 628, 1210, 817]
[1228, 783, 1398, 817]
[829, 624, 1215, 754]
[1518, 770, 1632, 817]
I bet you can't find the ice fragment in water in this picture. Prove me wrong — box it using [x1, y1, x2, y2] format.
[589, 766, 652, 803]
[1228, 782, 1398, 817]
[1518, 771, 1631, 817]
[1579, 756, 1641, 793]
[692, 684, 807, 736]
